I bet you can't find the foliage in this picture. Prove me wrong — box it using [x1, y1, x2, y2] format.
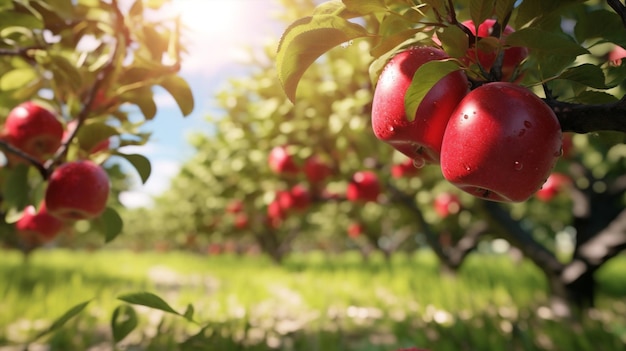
[0, 0, 193, 249]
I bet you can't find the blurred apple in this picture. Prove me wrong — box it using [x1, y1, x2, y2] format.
[434, 193, 461, 218]
[347, 171, 381, 203]
[535, 173, 571, 202]
[268, 145, 299, 174]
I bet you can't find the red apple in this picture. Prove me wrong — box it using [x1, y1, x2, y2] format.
[289, 184, 311, 211]
[348, 222, 363, 238]
[434, 193, 461, 218]
[15, 202, 64, 243]
[234, 213, 249, 229]
[535, 173, 571, 202]
[440, 82, 562, 202]
[2, 101, 63, 162]
[226, 200, 244, 214]
[371, 46, 469, 166]
[45, 160, 110, 220]
[268, 145, 299, 174]
[347, 171, 381, 203]
[304, 155, 332, 183]
[391, 158, 421, 178]
[608, 45, 626, 66]
[267, 199, 286, 228]
[462, 19, 528, 81]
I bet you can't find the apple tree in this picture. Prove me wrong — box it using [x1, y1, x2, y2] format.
[275, 0, 626, 314]
[122, 0, 497, 268]
[0, 0, 194, 253]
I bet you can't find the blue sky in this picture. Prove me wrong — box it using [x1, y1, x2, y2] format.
[119, 0, 284, 208]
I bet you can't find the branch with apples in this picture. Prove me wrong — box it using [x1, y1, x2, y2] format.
[0, 0, 194, 252]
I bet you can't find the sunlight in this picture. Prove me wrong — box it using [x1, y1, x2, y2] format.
[173, 0, 243, 36]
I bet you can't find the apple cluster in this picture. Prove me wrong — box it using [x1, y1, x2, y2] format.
[1, 101, 111, 245]
[372, 20, 563, 203]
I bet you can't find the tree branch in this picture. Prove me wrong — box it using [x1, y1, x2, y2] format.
[0, 140, 48, 179]
[482, 201, 565, 275]
[548, 96, 626, 133]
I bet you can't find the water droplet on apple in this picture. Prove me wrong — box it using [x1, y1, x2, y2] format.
[412, 158, 426, 169]
[554, 147, 563, 157]
[523, 120, 532, 128]
[388, 126, 395, 132]
[514, 161, 523, 170]
[464, 165, 471, 171]
[518, 129, 526, 137]
[463, 114, 469, 120]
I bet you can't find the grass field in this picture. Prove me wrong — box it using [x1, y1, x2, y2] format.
[0, 249, 625, 350]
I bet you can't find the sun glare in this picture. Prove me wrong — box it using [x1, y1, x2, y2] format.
[173, 0, 243, 36]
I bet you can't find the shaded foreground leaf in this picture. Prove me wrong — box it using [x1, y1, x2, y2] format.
[276, 14, 370, 102]
[118, 291, 180, 315]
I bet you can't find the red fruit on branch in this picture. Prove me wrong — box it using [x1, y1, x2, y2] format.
[347, 171, 381, 203]
[226, 200, 244, 214]
[462, 19, 528, 81]
[304, 155, 332, 183]
[434, 193, 461, 218]
[268, 145, 299, 174]
[15, 202, 64, 243]
[347, 222, 363, 238]
[234, 213, 249, 229]
[535, 173, 572, 202]
[372, 46, 469, 166]
[441, 82, 562, 202]
[2, 101, 63, 162]
[45, 160, 111, 220]
[391, 158, 421, 178]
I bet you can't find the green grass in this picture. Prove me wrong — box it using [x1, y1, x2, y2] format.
[0, 249, 625, 350]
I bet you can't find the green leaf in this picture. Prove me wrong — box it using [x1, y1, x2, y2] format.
[572, 90, 619, 104]
[118, 292, 180, 315]
[2, 163, 30, 210]
[574, 10, 626, 47]
[276, 15, 370, 102]
[494, 0, 515, 24]
[405, 60, 462, 122]
[505, 28, 588, 56]
[49, 54, 83, 91]
[115, 153, 151, 184]
[438, 25, 469, 58]
[370, 28, 422, 58]
[342, 0, 387, 15]
[470, 0, 495, 27]
[556, 64, 613, 89]
[159, 75, 194, 117]
[0, 68, 37, 91]
[183, 304, 195, 322]
[32, 300, 91, 341]
[111, 304, 138, 343]
[75, 122, 118, 152]
[100, 207, 124, 243]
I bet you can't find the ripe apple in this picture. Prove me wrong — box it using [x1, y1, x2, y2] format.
[348, 222, 363, 238]
[2, 101, 63, 162]
[371, 46, 469, 166]
[268, 145, 299, 174]
[440, 82, 562, 202]
[346, 171, 381, 203]
[434, 193, 461, 218]
[45, 160, 110, 220]
[15, 202, 64, 243]
[391, 158, 421, 178]
[267, 199, 286, 228]
[234, 213, 249, 229]
[304, 155, 332, 183]
[608, 45, 626, 66]
[277, 185, 310, 212]
[535, 173, 571, 202]
[226, 200, 244, 214]
[462, 19, 528, 81]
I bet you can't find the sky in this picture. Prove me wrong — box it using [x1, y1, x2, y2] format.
[118, 0, 284, 208]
